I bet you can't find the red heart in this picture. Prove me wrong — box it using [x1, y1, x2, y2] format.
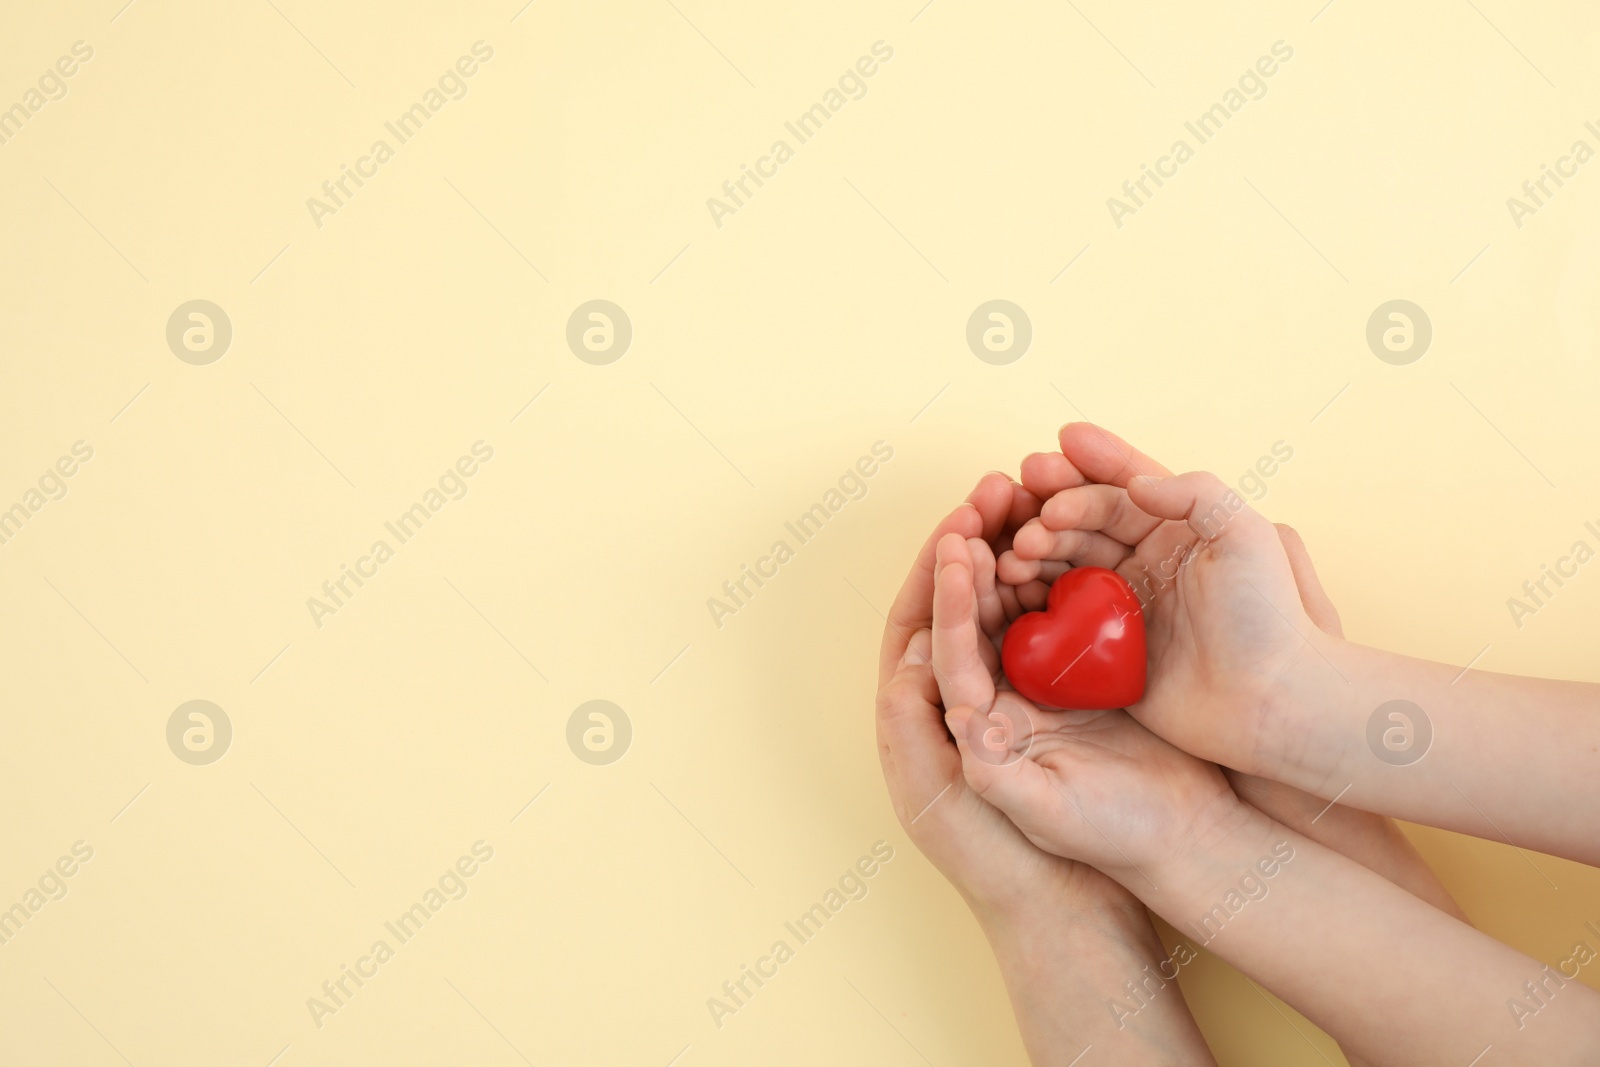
[1000, 566, 1146, 710]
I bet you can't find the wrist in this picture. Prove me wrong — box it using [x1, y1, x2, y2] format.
[970, 858, 1139, 945]
[1252, 627, 1360, 789]
[978, 874, 1219, 1067]
[973, 864, 1161, 991]
[981, 889, 1155, 1016]
[1133, 798, 1289, 929]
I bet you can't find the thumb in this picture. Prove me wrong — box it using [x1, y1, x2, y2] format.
[1275, 523, 1344, 638]
[943, 699, 1056, 829]
[1127, 471, 1264, 548]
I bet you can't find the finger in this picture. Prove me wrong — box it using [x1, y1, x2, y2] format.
[933, 535, 999, 711]
[880, 472, 1013, 684]
[996, 582, 1023, 621]
[992, 547, 1056, 588]
[881, 501, 981, 685]
[1126, 471, 1272, 550]
[996, 545, 1100, 584]
[1039, 483, 1164, 546]
[971, 471, 1016, 543]
[1005, 483, 1044, 535]
[1057, 423, 1173, 487]
[990, 478, 1037, 562]
[876, 630, 962, 823]
[1018, 451, 1088, 501]
[996, 551, 1073, 586]
[1016, 580, 1049, 611]
[966, 538, 1007, 652]
[1009, 518, 1136, 570]
[1276, 524, 1344, 638]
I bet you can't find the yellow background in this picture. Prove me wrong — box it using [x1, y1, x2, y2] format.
[3, 1, 1599, 1064]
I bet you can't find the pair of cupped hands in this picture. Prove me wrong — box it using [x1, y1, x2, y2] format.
[875, 422, 1396, 929]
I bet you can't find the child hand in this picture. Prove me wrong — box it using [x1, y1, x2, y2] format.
[999, 424, 1337, 783]
[997, 438, 1471, 930]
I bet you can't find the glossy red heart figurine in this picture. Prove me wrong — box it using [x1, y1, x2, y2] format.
[1000, 566, 1146, 710]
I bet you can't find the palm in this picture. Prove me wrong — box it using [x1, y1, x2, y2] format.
[1121, 514, 1315, 772]
[957, 681, 1234, 879]
[996, 435, 1320, 775]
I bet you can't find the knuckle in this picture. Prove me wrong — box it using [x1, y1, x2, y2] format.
[875, 680, 921, 723]
[962, 764, 994, 798]
[1039, 492, 1070, 524]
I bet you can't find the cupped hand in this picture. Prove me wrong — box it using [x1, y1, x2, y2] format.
[991, 424, 1467, 929]
[998, 423, 1336, 780]
[931, 530, 1244, 889]
[875, 473, 1145, 920]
